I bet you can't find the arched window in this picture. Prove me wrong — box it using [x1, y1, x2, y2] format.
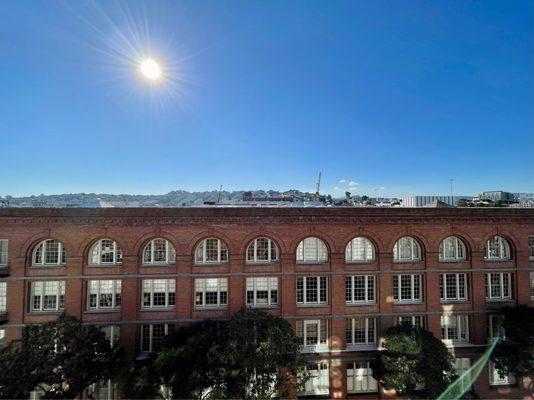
[296, 237, 328, 263]
[485, 236, 510, 261]
[439, 236, 467, 261]
[89, 239, 122, 265]
[195, 238, 228, 264]
[32, 239, 66, 266]
[143, 238, 176, 265]
[246, 237, 278, 263]
[345, 237, 375, 262]
[393, 237, 421, 262]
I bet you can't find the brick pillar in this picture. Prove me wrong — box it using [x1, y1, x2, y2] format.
[280, 253, 296, 317]
[329, 359, 347, 399]
[65, 255, 83, 318]
[229, 255, 245, 314]
[330, 252, 345, 351]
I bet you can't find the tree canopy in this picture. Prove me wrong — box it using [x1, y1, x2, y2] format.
[122, 307, 306, 399]
[372, 325, 456, 399]
[0, 314, 125, 399]
[491, 305, 534, 379]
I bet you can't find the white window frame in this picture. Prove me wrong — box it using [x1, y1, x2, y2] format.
[100, 325, 121, 347]
[453, 358, 472, 393]
[300, 363, 329, 395]
[142, 279, 176, 309]
[30, 281, 65, 312]
[194, 278, 228, 308]
[393, 236, 421, 262]
[89, 239, 122, 266]
[346, 317, 376, 346]
[345, 237, 375, 262]
[140, 324, 174, 354]
[530, 272, 534, 300]
[0, 240, 8, 266]
[488, 314, 505, 341]
[440, 273, 468, 302]
[246, 277, 278, 307]
[394, 315, 425, 329]
[489, 361, 515, 386]
[32, 239, 66, 267]
[485, 273, 513, 301]
[529, 237, 534, 260]
[296, 319, 328, 351]
[347, 361, 378, 394]
[296, 276, 328, 305]
[0, 282, 6, 313]
[345, 275, 375, 304]
[195, 238, 228, 264]
[246, 237, 278, 264]
[296, 237, 328, 263]
[393, 274, 423, 303]
[87, 280, 121, 311]
[143, 238, 176, 265]
[439, 236, 466, 261]
[441, 315, 469, 343]
[484, 236, 511, 261]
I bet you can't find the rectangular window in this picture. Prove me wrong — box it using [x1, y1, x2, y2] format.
[300, 363, 329, 395]
[0, 282, 6, 313]
[440, 273, 468, 302]
[88, 280, 121, 310]
[453, 358, 472, 393]
[345, 275, 375, 304]
[31, 281, 65, 312]
[0, 240, 7, 266]
[393, 274, 423, 303]
[142, 279, 175, 309]
[531, 272, 534, 299]
[347, 362, 378, 393]
[441, 315, 469, 343]
[246, 277, 278, 307]
[296, 276, 328, 305]
[529, 237, 534, 260]
[0, 329, 4, 348]
[195, 278, 228, 308]
[489, 361, 515, 386]
[101, 325, 121, 347]
[346, 318, 376, 346]
[488, 315, 505, 341]
[394, 315, 425, 329]
[140, 324, 174, 353]
[296, 319, 328, 350]
[485, 273, 513, 301]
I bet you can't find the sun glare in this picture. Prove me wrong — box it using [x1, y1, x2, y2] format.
[140, 59, 162, 81]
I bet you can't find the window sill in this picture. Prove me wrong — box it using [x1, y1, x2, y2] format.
[443, 341, 471, 348]
[485, 299, 514, 303]
[141, 263, 175, 267]
[345, 260, 376, 265]
[301, 346, 329, 353]
[27, 311, 63, 315]
[297, 304, 329, 308]
[193, 262, 229, 267]
[295, 261, 329, 265]
[393, 301, 424, 306]
[245, 261, 279, 266]
[484, 259, 511, 263]
[346, 344, 377, 351]
[85, 309, 121, 314]
[440, 300, 469, 304]
[140, 307, 175, 312]
[30, 265, 66, 269]
[87, 264, 122, 268]
[392, 260, 422, 264]
[348, 390, 379, 395]
[346, 302, 376, 307]
[247, 304, 279, 309]
[194, 306, 227, 310]
[438, 259, 468, 263]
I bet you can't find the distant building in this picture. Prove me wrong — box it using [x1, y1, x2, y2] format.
[400, 195, 472, 207]
[480, 191, 514, 202]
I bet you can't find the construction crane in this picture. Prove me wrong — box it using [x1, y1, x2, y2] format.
[315, 172, 322, 200]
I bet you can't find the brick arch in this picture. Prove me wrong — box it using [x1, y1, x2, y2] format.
[387, 230, 430, 254]
[238, 230, 288, 257]
[434, 231, 475, 255]
[478, 231, 519, 255]
[18, 231, 73, 260]
[132, 231, 180, 259]
[186, 229, 234, 257]
[340, 228, 386, 255]
[78, 234, 129, 263]
[289, 230, 336, 255]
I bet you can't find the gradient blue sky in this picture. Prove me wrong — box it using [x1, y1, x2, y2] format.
[1, 0, 533, 197]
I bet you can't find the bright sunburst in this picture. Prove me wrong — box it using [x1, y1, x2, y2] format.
[140, 59, 162, 81]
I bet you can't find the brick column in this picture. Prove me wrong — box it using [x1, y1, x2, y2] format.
[329, 359, 347, 399]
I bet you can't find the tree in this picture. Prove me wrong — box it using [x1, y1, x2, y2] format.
[491, 305, 534, 379]
[372, 325, 456, 399]
[0, 314, 125, 399]
[124, 308, 306, 399]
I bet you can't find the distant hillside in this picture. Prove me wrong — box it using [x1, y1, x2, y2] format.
[0, 189, 323, 207]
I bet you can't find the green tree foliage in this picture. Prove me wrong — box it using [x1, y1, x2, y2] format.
[0, 314, 125, 399]
[372, 325, 456, 399]
[491, 305, 534, 379]
[122, 308, 306, 399]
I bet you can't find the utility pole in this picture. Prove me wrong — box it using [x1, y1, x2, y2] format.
[449, 179, 455, 204]
[217, 185, 223, 203]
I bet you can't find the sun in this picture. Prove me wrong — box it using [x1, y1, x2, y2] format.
[140, 59, 162, 81]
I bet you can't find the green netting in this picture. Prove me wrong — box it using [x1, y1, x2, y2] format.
[437, 337, 500, 400]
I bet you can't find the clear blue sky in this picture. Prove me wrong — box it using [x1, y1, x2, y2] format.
[1, 0, 533, 197]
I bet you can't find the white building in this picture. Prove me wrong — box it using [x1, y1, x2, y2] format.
[400, 195, 472, 207]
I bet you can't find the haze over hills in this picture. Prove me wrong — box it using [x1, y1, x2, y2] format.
[0, 190, 325, 207]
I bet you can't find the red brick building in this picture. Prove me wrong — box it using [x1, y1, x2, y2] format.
[0, 207, 533, 399]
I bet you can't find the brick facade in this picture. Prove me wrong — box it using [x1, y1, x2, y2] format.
[0, 207, 533, 399]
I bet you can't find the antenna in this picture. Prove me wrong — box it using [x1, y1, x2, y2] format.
[315, 172, 322, 197]
[449, 179, 455, 199]
[217, 185, 223, 203]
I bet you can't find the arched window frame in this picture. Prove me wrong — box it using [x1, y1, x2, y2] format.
[393, 237, 421, 262]
[484, 236, 511, 261]
[89, 239, 122, 265]
[195, 238, 229, 264]
[439, 236, 467, 262]
[345, 237, 375, 263]
[143, 238, 176, 265]
[296, 237, 328, 264]
[32, 239, 66, 266]
[246, 237, 278, 264]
